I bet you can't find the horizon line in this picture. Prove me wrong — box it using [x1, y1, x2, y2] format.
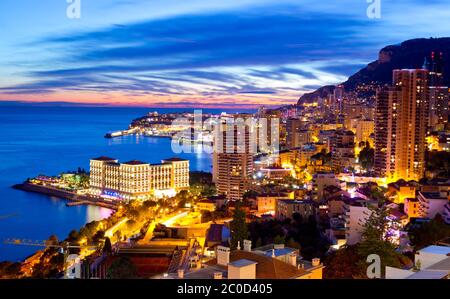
[0, 100, 288, 110]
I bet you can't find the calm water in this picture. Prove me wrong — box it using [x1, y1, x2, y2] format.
[0, 105, 254, 262]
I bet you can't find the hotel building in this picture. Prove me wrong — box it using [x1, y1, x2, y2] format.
[375, 69, 430, 181]
[89, 156, 189, 200]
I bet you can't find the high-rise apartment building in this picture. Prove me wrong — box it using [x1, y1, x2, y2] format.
[429, 86, 449, 130]
[285, 118, 303, 149]
[213, 118, 253, 200]
[330, 129, 355, 173]
[374, 69, 429, 181]
[423, 51, 444, 87]
[355, 119, 375, 146]
[424, 51, 448, 131]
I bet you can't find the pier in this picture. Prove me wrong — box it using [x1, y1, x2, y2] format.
[104, 127, 139, 138]
[13, 182, 118, 210]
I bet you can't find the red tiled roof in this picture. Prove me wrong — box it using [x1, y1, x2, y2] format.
[92, 156, 116, 161]
[123, 160, 148, 165]
[206, 250, 308, 279]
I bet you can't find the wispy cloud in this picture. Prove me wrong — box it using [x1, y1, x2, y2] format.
[1, 1, 449, 107]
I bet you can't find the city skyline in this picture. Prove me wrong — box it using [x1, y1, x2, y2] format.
[1, 1, 450, 283]
[1, 0, 450, 108]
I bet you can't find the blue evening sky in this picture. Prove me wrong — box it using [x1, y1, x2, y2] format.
[0, 0, 449, 107]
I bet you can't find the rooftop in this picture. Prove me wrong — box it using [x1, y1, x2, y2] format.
[92, 156, 116, 161]
[426, 257, 450, 271]
[278, 199, 316, 205]
[229, 259, 258, 267]
[406, 270, 449, 279]
[419, 192, 447, 200]
[162, 157, 188, 162]
[123, 160, 148, 165]
[419, 245, 450, 256]
[206, 250, 308, 279]
[262, 247, 296, 257]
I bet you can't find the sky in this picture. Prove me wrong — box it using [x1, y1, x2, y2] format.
[0, 0, 449, 108]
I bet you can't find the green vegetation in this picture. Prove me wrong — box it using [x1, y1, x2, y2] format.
[230, 202, 248, 249]
[324, 204, 412, 279]
[107, 257, 138, 279]
[356, 204, 406, 277]
[189, 171, 217, 197]
[358, 143, 374, 171]
[0, 262, 22, 279]
[248, 215, 330, 260]
[311, 149, 332, 165]
[409, 215, 450, 249]
[425, 150, 450, 178]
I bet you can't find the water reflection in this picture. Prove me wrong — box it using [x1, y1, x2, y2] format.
[86, 205, 114, 223]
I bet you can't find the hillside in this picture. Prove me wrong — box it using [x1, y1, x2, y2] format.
[298, 37, 450, 104]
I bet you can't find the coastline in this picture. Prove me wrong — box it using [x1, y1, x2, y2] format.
[12, 182, 118, 210]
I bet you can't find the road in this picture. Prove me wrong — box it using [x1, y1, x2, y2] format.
[104, 217, 129, 241]
[138, 211, 189, 244]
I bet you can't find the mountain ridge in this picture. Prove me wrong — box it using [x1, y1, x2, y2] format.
[298, 37, 450, 104]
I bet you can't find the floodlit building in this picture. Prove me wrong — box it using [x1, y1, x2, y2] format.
[330, 129, 355, 173]
[375, 69, 430, 181]
[344, 200, 376, 245]
[89, 156, 189, 200]
[417, 191, 449, 220]
[256, 193, 293, 214]
[404, 198, 422, 219]
[275, 199, 317, 221]
[213, 120, 253, 200]
[312, 172, 339, 202]
[386, 245, 450, 279]
[355, 119, 375, 145]
[429, 86, 449, 131]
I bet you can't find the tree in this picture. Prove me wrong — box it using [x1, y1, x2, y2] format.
[273, 234, 286, 245]
[409, 214, 450, 249]
[286, 238, 301, 250]
[358, 145, 374, 171]
[103, 237, 112, 255]
[230, 202, 248, 249]
[356, 204, 407, 277]
[46, 235, 59, 246]
[243, 190, 258, 200]
[107, 257, 138, 279]
[201, 210, 213, 223]
[324, 245, 366, 279]
[426, 151, 450, 177]
[0, 262, 22, 279]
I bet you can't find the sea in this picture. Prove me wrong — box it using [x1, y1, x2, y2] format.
[0, 104, 254, 262]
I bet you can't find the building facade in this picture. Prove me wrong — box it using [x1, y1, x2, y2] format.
[344, 200, 375, 245]
[331, 129, 355, 173]
[375, 69, 430, 181]
[89, 156, 189, 200]
[213, 119, 253, 200]
[275, 199, 317, 221]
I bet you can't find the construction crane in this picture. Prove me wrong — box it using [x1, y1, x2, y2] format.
[3, 238, 102, 278]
